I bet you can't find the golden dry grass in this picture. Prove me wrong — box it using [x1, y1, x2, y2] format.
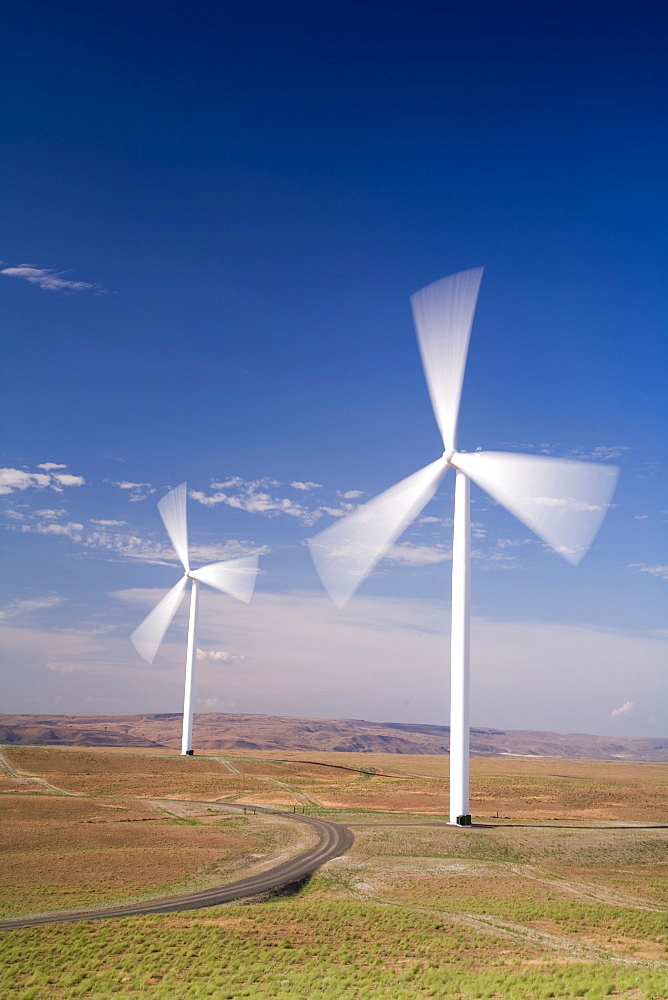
[0, 794, 262, 916]
[2, 744, 668, 998]
[2, 746, 267, 799]
[230, 758, 363, 782]
[222, 751, 668, 822]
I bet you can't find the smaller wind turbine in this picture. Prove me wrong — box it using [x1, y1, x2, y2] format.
[131, 483, 259, 755]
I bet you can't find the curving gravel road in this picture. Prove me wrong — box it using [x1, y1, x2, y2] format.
[0, 805, 354, 930]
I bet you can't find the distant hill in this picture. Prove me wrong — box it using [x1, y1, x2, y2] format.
[1, 713, 666, 762]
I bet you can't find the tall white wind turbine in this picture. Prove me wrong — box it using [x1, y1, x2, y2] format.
[131, 483, 259, 755]
[308, 269, 619, 825]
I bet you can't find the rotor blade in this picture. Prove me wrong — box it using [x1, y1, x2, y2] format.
[190, 555, 259, 604]
[411, 267, 483, 453]
[308, 456, 449, 608]
[454, 451, 619, 566]
[130, 575, 188, 664]
[157, 482, 190, 572]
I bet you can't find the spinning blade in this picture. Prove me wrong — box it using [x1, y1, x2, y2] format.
[158, 482, 190, 571]
[190, 555, 259, 604]
[411, 267, 483, 453]
[130, 575, 189, 664]
[454, 451, 619, 565]
[308, 456, 449, 608]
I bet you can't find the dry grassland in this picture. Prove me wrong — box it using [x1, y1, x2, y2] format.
[221, 750, 668, 822]
[318, 818, 668, 970]
[0, 794, 266, 916]
[2, 745, 668, 999]
[230, 758, 363, 783]
[0, 774, 32, 794]
[2, 747, 268, 799]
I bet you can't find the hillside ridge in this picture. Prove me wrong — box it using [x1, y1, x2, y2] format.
[0, 713, 666, 762]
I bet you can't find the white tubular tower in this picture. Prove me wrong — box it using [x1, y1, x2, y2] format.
[181, 578, 200, 756]
[449, 469, 471, 824]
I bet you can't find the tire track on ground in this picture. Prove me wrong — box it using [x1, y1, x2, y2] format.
[0, 752, 82, 797]
[338, 886, 668, 968]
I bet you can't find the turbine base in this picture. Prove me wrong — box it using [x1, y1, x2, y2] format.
[183, 749, 194, 756]
[455, 814, 471, 826]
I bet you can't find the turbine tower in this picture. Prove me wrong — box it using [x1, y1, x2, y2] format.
[131, 482, 259, 755]
[308, 268, 619, 825]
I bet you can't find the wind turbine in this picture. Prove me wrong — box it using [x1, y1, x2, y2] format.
[308, 268, 619, 825]
[131, 482, 259, 756]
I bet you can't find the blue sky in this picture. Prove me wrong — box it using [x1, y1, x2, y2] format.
[1, 2, 666, 736]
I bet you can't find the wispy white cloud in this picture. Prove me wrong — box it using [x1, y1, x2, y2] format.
[190, 478, 323, 526]
[82, 530, 265, 565]
[110, 481, 156, 502]
[503, 443, 628, 463]
[630, 563, 668, 581]
[0, 594, 65, 621]
[188, 540, 269, 564]
[611, 700, 635, 718]
[5, 510, 26, 521]
[1, 264, 107, 294]
[317, 503, 356, 519]
[527, 496, 609, 512]
[90, 519, 127, 527]
[196, 648, 248, 663]
[53, 473, 85, 488]
[0, 465, 85, 495]
[12, 509, 266, 565]
[291, 481, 322, 491]
[339, 490, 364, 500]
[503, 442, 558, 455]
[634, 462, 660, 480]
[478, 551, 524, 571]
[37, 462, 67, 471]
[46, 660, 94, 675]
[385, 542, 451, 566]
[20, 521, 84, 541]
[495, 537, 534, 549]
[1, 469, 52, 494]
[571, 445, 630, 462]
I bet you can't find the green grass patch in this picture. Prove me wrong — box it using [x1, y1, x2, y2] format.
[2, 901, 667, 999]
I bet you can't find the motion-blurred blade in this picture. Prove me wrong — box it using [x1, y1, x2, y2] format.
[411, 267, 483, 452]
[454, 451, 619, 566]
[130, 575, 188, 664]
[158, 482, 190, 572]
[190, 555, 259, 604]
[308, 456, 449, 608]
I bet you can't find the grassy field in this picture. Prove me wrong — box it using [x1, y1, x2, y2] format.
[1, 745, 667, 998]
